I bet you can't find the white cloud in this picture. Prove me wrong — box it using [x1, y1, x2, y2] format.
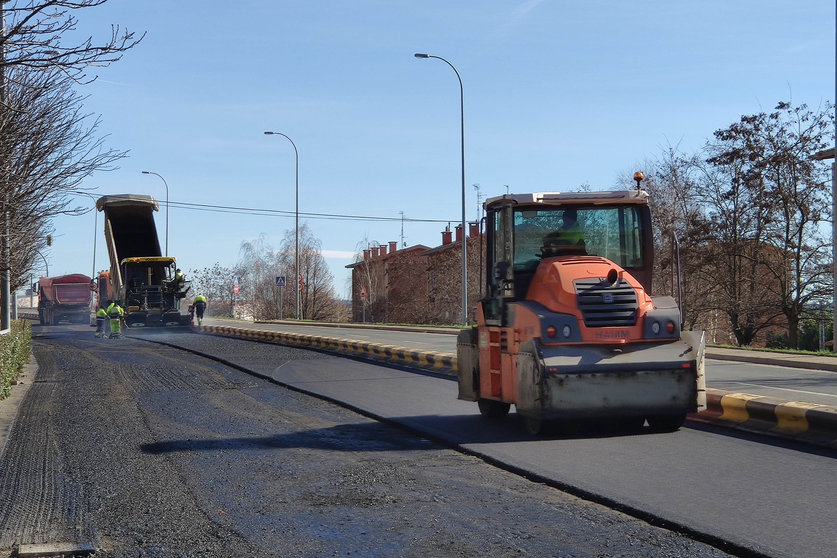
[512, 0, 544, 22]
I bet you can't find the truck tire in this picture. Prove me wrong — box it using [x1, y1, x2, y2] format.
[477, 398, 511, 419]
[524, 416, 544, 436]
[647, 412, 686, 432]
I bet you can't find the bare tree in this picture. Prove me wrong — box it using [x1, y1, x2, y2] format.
[237, 234, 282, 320]
[237, 226, 342, 322]
[622, 146, 712, 331]
[188, 262, 242, 319]
[6, 65, 127, 283]
[0, 1, 143, 294]
[697, 101, 833, 347]
[288, 224, 340, 321]
[351, 238, 382, 322]
[1, 1, 144, 84]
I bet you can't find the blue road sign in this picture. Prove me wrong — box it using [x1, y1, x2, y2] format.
[275, 276, 286, 288]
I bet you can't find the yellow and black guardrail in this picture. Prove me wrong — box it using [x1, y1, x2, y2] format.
[197, 324, 456, 375]
[692, 388, 837, 447]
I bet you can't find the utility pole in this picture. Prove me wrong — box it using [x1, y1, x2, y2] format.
[399, 210, 406, 247]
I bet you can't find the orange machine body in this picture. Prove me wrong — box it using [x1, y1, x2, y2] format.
[456, 189, 706, 434]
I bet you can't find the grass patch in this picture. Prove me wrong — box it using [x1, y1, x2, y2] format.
[713, 343, 837, 358]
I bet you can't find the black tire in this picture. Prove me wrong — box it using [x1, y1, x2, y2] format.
[647, 413, 686, 433]
[618, 416, 646, 433]
[524, 416, 544, 436]
[477, 398, 511, 419]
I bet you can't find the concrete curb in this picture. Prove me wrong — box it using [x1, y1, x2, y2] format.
[704, 347, 837, 373]
[254, 319, 461, 336]
[693, 388, 837, 447]
[196, 323, 837, 448]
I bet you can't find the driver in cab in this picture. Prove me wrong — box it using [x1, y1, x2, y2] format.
[541, 208, 586, 256]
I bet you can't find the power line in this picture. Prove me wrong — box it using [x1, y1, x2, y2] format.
[163, 199, 454, 224]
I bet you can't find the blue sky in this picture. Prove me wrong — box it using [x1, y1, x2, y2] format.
[39, 0, 835, 298]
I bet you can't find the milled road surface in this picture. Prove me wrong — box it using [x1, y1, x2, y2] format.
[0, 324, 732, 557]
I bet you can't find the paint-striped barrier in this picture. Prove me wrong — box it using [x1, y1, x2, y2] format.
[197, 324, 456, 375]
[693, 387, 837, 448]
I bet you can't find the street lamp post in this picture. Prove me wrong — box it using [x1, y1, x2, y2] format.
[92, 202, 98, 280]
[141, 171, 169, 257]
[35, 249, 48, 276]
[264, 131, 300, 320]
[414, 52, 468, 325]
[811, 149, 837, 352]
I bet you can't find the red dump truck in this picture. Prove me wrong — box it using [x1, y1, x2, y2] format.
[35, 273, 93, 325]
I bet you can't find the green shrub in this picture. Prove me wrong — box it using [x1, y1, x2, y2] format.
[765, 331, 789, 350]
[0, 320, 32, 400]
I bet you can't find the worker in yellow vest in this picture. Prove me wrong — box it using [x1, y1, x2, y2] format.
[541, 208, 587, 256]
[559, 209, 585, 247]
[107, 301, 124, 338]
[193, 294, 207, 325]
[95, 306, 109, 338]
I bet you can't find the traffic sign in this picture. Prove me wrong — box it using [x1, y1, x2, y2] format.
[234, 284, 239, 294]
[275, 276, 286, 288]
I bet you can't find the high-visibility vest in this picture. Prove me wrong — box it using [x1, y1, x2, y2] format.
[97, 308, 108, 318]
[561, 223, 585, 246]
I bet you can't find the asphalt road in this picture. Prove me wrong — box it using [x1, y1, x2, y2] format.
[174, 326, 835, 557]
[707, 359, 837, 406]
[214, 319, 837, 406]
[274, 358, 837, 557]
[0, 323, 735, 557]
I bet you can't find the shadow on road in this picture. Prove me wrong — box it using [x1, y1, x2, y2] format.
[140, 413, 681, 456]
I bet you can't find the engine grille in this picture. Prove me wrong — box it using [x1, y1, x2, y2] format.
[574, 278, 638, 327]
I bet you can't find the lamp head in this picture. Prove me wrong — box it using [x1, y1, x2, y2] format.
[414, 53, 429, 59]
